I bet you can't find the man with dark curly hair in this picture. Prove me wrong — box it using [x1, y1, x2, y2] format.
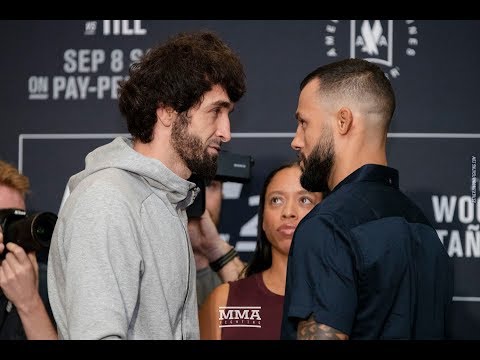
[47, 31, 246, 340]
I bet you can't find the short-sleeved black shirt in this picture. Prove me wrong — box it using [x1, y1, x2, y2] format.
[281, 164, 453, 339]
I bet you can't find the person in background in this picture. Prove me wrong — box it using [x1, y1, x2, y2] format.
[189, 179, 245, 308]
[47, 31, 246, 339]
[0, 160, 57, 340]
[281, 58, 453, 340]
[199, 162, 322, 339]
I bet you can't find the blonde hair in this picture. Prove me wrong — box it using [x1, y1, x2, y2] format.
[0, 160, 30, 198]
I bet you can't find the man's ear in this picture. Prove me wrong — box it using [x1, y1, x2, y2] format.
[336, 107, 353, 135]
[156, 105, 176, 127]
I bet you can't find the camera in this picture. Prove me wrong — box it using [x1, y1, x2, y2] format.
[187, 151, 254, 218]
[214, 151, 255, 183]
[0, 209, 57, 259]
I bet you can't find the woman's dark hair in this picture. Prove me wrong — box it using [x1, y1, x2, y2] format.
[118, 30, 246, 143]
[242, 162, 300, 278]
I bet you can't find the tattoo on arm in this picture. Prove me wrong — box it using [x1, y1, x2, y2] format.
[297, 315, 349, 340]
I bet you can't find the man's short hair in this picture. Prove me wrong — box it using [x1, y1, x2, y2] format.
[301, 58, 396, 130]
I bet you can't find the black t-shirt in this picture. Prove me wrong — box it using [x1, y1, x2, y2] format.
[281, 164, 453, 340]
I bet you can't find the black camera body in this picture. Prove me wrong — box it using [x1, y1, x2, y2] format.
[0, 209, 57, 259]
[215, 151, 254, 183]
[187, 151, 254, 218]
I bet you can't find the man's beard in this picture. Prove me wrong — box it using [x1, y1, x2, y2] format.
[299, 130, 335, 193]
[171, 113, 218, 181]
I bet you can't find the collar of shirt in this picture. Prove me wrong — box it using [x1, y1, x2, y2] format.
[330, 164, 399, 195]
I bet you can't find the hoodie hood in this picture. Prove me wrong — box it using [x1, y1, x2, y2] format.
[68, 137, 197, 208]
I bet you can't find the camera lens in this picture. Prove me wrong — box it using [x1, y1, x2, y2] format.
[31, 212, 57, 247]
[5, 211, 57, 253]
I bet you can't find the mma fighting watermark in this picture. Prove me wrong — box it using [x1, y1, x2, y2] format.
[218, 306, 262, 328]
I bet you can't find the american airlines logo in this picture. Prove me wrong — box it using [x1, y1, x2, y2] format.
[357, 20, 390, 59]
[324, 20, 419, 79]
[354, 20, 393, 67]
[218, 306, 262, 328]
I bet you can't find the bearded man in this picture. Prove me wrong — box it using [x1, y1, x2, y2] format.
[281, 58, 453, 340]
[47, 31, 246, 340]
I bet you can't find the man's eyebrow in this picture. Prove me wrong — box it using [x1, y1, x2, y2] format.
[210, 100, 233, 108]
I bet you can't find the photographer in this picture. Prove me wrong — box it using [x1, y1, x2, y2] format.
[0, 160, 57, 340]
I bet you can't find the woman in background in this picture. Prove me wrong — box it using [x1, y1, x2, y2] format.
[199, 162, 323, 340]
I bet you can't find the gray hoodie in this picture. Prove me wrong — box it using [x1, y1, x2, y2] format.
[47, 137, 200, 339]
